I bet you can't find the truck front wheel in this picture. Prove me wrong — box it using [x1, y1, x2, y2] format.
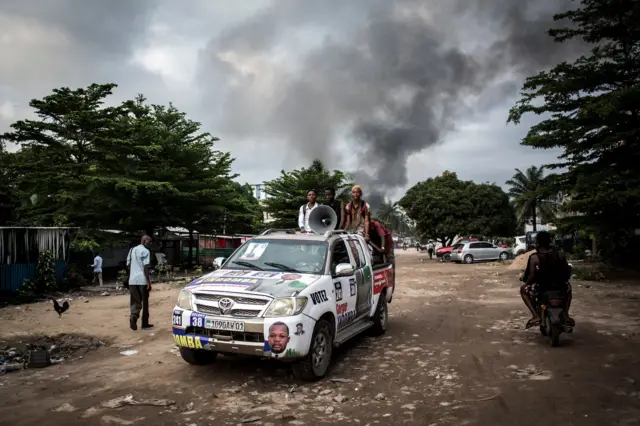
[179, 347, 218, 365]
[292, 319, 332, 381]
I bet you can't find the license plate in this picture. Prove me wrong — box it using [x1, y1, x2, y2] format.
[205, 318, 245, 332]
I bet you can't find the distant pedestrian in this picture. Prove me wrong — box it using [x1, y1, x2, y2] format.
[91, 252, 103, 286]
[427, 242, 434, 260]
[126, 235, 153, 331]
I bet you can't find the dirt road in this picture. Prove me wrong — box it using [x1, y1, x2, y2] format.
[1, 252, 640, 425]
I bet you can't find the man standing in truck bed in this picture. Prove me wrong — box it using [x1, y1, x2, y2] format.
[344, 185, 371, 237]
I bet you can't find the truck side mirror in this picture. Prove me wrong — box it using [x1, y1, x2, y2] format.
[334, 263, 354, 277]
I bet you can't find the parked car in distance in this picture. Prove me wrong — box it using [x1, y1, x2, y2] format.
[512, 236, 527, 257]
[450, 241, 510, 264]
[436, 237, 478, 261]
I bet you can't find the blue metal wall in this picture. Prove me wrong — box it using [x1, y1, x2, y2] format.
[0, 261, 68, 293]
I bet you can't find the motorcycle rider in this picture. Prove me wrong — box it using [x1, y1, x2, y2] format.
[520, 231, 574, 329]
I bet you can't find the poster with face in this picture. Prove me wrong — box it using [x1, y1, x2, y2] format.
[240, 242, 269, 261]
[267, 321, 290, 355]
[263, 317, 314, 358]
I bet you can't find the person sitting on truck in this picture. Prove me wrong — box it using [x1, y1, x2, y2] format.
[298, 189, 319, 232]
[520, 231, 574, 329]
[344, 185, 371, 236]
[367, 220, 394, 265]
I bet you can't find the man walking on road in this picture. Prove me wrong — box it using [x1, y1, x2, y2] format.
[126, 235, 153, 330]
[91, 252, 103, 286]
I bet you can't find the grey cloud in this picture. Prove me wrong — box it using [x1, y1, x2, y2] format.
[198, 0, 583, 209]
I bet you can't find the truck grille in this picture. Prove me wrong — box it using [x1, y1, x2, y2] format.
[195, 304, 262, 318]
[186, 326, 264, 343]
[196, 304, 221, 315]
[193, 293, 268, 305]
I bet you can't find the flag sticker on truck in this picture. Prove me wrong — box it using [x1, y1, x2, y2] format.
[334, 282, 343, 301]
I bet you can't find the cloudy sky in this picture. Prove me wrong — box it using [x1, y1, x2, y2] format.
[0, 0, 581, 203]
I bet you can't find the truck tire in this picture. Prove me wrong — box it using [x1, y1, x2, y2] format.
[179, 347, 218, 365]
[369, 293, 388, 336]
[292, 320, 333, 381]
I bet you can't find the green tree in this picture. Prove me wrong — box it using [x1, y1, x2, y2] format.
[376, 200, 414, 236]
[508, 0, 640, 261]
[505, 166, 558, 231]
[1, 84, 123, 229]
[1, 84, 243, 262]
[206, 182, 265, 235]
[400, 171, 516, 246]
[263, 160, 351, 228]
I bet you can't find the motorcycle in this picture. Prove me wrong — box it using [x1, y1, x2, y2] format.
[523, 263, 574, 347]
[402, 243, 408, 251]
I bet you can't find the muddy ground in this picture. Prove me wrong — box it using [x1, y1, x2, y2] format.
[1, 251, 639, 426]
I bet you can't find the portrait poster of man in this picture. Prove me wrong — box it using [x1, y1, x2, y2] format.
[267, 321, 290, 355]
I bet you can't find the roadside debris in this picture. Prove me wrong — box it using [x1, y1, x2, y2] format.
[101, 394, 175, 409]
[119, 350, 138, 356]
[0, 334, 105, 373]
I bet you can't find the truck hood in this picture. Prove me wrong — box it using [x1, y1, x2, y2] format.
[184, 269, 321, 298]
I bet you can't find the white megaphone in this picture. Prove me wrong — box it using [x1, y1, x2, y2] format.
[308, 205, 338, 234]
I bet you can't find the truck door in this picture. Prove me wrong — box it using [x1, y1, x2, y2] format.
[347, 238, 372, 318]
[330, 238, 358, 331]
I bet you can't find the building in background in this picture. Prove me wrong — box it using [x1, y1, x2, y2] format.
[249, 183, 275, 223]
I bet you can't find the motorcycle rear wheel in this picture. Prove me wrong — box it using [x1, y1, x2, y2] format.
[544, 315, 561, 347]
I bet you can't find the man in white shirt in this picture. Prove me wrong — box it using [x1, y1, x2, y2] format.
[298, 189, 319, 233]
[126, 235, 153, 331]
[91, 253, 103, 286]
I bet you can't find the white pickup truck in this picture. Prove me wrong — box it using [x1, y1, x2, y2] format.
[172, 229, 395, 380]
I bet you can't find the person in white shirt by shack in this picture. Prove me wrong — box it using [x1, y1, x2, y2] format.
[298, 189, 319, 233]
[91, 252, 103, 286]
[126, 235, 153, 330]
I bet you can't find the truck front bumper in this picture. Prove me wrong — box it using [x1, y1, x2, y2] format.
[172, 318, 267, 356]
[172, 308, 316, 359]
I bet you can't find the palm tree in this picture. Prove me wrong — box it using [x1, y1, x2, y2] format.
[505, 166, 558, 231]
[375, 200, 416, 236]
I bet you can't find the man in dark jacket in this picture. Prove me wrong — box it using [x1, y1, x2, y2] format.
[323, 187, 345, 229]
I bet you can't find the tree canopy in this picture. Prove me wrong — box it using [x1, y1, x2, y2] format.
[0, 83, 260, 245]
[505, 166, 558, 231]
[399, 171, 516, 246]
[262, 160, 351, 228]
[508, 0, 640, 261]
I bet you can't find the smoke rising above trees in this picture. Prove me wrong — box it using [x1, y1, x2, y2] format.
[200, 0, 583, 207]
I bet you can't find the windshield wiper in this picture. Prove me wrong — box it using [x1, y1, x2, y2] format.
[231, 261, 264, 271]
[264, 262, 301, 273]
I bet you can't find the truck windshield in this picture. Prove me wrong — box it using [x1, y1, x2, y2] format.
[225, 239, 329, 275]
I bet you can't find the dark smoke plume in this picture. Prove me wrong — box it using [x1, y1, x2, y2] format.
[199, 0, 583, 210]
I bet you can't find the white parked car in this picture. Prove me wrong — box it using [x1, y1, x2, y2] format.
[172, 229, 395, 380]
[512, 235, 527, 257]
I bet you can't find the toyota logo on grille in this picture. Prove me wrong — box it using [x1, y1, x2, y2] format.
[218, 298, 234, 314]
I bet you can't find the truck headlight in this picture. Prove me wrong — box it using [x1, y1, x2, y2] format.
[264, 297, 308, 317]
[176, 290, 194, 310]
